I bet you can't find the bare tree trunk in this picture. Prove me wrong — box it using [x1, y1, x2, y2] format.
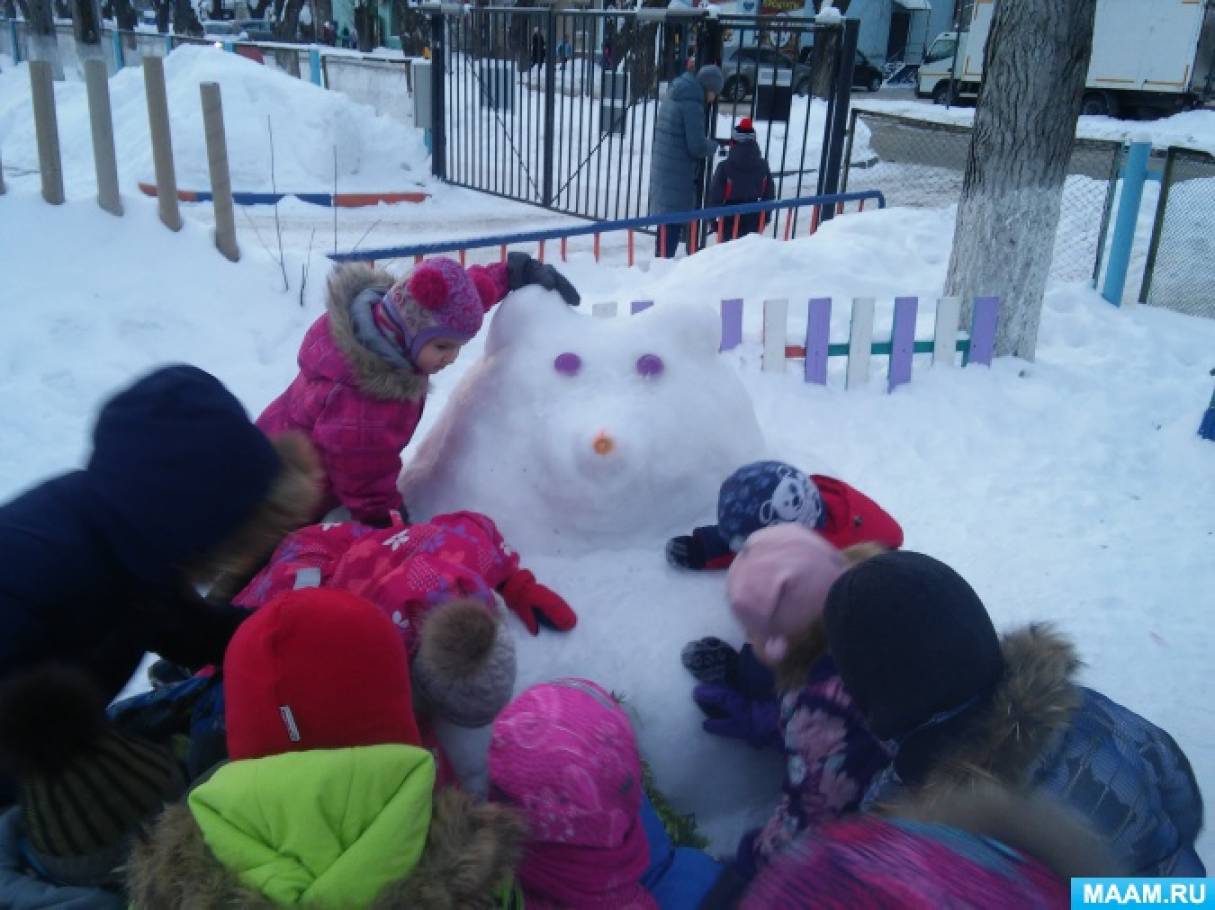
[944, 0, 1097, 360]
[71, 0, 105, 66]
[26, 0, 64, 79]
[274, 0, 302, 40]
[114, 0, 138, 31]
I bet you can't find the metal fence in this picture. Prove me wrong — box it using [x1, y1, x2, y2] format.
[1139, 147, 1215, 319]
[432, 6, 857, 231]
[842, 108, 1122, 284]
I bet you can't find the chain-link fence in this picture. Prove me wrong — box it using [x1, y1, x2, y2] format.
[842, 109, 1121, 283]
[1139, 147, 1215, 320]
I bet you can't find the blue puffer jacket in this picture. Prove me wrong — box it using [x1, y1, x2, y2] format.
[640, 795, 722, 909]
[0, 809, 124, 910]
[649, 72, 718, 214]
[0, 366, 278, 705]
[864, 625, 1205, 877]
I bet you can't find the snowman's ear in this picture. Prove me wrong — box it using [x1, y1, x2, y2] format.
[642, 302, 720, 357]
[485, 286, 579, 356]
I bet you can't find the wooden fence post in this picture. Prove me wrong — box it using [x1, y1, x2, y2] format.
[28, 60, 64, 204]
[83, 58, 122, 215]
[143, 55, 182, 231]
[200, 81, 239, 261]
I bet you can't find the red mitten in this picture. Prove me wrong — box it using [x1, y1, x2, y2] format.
[498, 569, 577, 636]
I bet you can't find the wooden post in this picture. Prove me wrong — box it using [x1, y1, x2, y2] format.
[719, 298, 743, 352]
[932, 296, 962, 366]
[200, 82, 239, 261]
[845, 297, 875, 390]
[143, 56, 182, 231]
[84, 58, 122, 216]
[762, 299, 788, 373]
[28, 60, 64, 205]
[804, 298, 831, 385]
[888, 297, 918, 393]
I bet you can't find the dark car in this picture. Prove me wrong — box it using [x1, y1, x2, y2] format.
[850, 51, 885, 92]
[791, 46, 886, 95]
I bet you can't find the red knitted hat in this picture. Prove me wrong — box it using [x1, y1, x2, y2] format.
[224, 588, 421, 761]
[732, 118, 756, 143]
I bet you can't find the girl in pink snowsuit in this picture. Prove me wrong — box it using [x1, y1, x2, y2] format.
[258, 255, 579, 526]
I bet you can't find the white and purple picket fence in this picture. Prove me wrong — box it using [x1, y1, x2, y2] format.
[590, 295, 1002, 393]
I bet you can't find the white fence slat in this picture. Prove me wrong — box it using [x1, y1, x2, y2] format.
[933, 296, 962, 366]
[762, 299, 788, 373]
[592, 301, 618, 318]
[846, 297, 875, 390]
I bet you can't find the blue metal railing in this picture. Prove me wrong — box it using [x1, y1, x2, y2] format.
[328, 190, 887, 262]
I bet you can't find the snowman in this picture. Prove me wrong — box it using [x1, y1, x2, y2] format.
[400, 287, 789, 850]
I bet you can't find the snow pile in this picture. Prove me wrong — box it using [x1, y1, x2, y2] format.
[855, 97, 1215, 153]
[0, 188, 1211, 863]
[0, 46, 429, 194]
[401, 288, 767, 554]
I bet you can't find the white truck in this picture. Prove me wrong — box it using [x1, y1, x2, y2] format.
[917, 0, 1215, 117]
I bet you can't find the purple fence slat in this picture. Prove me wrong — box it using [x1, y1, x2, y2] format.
[630, 300, 654, 315]
[887, 296, 918, 393]
[968, 296, 1000, 366]
[804, 298, 831, 385]
[720, 298, 743, 352]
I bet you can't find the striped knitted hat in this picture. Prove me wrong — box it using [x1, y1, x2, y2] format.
[732, 118, 756, 143]
[0, 665, 186, 887]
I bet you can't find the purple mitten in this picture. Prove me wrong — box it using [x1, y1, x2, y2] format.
[693, 682, 781, 749]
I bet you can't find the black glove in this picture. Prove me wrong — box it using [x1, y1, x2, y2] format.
[681, 636, 739, 684]
[507, 252, 581, 306]
[665, 534, 707, 569]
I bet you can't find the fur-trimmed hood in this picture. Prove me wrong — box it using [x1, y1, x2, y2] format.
[906, 623, 1083, 793]
[128, 786, 525, 909]
[318, 263, 429, 402]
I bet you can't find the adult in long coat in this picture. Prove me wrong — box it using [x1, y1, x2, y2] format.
[649, 65, 724, 258]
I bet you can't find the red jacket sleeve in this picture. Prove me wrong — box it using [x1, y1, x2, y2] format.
[813, 475, 904, 550]
[312, 384, 424, 524]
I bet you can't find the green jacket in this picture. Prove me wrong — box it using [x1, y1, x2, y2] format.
[128, 744, 526, 909]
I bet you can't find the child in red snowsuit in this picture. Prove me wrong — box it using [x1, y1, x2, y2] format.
[258, 255, 579, 526]
[665, 460, 903, 569]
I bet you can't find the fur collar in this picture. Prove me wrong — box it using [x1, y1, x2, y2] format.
[188, 433, 324, 601]
[909, 623, 1083, 793]
[127, 787, 525, 909]
[903, 622, 1083, 792]
[325, 264, 429, 402]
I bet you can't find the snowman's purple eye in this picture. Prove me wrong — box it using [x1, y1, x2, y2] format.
[636, 354, 665, 377]
[554, 352, 582, 376]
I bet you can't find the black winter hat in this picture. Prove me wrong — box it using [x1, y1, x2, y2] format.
[0, 665, 186, 887]
[86, 364, 280, 583]
[823, 551, 1004, 742]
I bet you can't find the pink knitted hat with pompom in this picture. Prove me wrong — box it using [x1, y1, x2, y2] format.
[727, 523, 848, 662]
[381, 257, 500, 361]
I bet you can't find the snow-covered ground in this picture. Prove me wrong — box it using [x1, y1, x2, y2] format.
[1, 44, 1212, 865]
[0, 187, 1211, 865]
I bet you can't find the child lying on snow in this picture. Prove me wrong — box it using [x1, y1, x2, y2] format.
[488, 677, 723, 910]
[129, 588, 527, 909]
[258, 255, 580, 527]
[682, 526, 892, 898]
[235, 509, 576, 776]
[665, 460, 903, 570]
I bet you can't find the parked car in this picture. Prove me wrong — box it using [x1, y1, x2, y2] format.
[203, 19, 249, 39]
[236, 17, 273, 40]
[721, 46, 808, 102]
[850, 52, 885, 93]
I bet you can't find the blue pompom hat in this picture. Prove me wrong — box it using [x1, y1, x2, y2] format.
[716, 461, 824, 552]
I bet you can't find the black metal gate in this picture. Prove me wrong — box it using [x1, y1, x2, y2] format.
[430, 5, 856, 230]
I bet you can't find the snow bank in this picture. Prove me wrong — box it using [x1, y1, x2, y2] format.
[0, 46, 429, 195]
[855, 97, 1215, 154]
[0, 189, 1211, 865]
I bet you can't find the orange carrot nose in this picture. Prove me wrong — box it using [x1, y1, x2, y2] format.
[592, 431, 615, 456]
